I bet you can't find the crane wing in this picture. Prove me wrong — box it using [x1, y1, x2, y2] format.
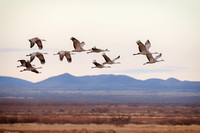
[59, 53, 65, 61]
[35, 39, 43, 49]
[137, 41, 146, 52]
[112, 55, 120, 62]
[31, 69, 40, 74]
[30, 55, 35, 63]
[25, 61, 32, 68]
[18, 60, 26, 66]
[93, 61, 103, 67]
[145, 40, 151, 50]
[146, 53, 154, 62]
[102, 54, 111, 63]
[29, 40, 35, 48]
[71, 37, 81, 50]
[36, 53, 45, 64]
[155, 53, 162, 60]
[65, 52, 72, 63]
[80, 41, 85, 48]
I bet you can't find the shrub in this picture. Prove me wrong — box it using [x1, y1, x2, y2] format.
[110, 115, 131, 126]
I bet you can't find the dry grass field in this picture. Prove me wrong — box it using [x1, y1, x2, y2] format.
[0, 100, 200, 133]
[1, 123, 200, 133]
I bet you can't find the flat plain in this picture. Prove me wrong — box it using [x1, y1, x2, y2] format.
[0, 100, 200, 133]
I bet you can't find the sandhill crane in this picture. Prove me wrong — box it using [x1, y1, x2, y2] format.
[91, 60, 111, 68]
[133, 40, 158, 55]
[17, 60, 27, 67]
[143, 53, 164, 65]
[26, 52, 48, 64]
[87, 46, 110, 54]
[29, 37, 46, 49]
[54, 51, 73, 63]
[70, 37, 90, 52]
[102, 53, 120, 65]
[20, 61, 41, 74]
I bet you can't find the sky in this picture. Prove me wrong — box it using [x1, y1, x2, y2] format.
[0, 0, 200, 82]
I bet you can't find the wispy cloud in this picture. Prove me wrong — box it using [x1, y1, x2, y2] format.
[103, 66, 184, 74]
[0, 48, 27, 52]
[0, 48, 59, 53]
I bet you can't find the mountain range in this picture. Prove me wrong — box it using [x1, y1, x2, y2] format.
[0, 73, 200, 104]
[0, 73, 199, 91]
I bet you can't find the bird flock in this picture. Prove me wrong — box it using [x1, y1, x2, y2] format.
[17, 37, 164, 74]
[133, 40, 164, 65]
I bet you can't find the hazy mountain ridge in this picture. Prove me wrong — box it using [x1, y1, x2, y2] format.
[0, 73, 199, 91]
[1, 73, 200, 104]
[0, 76, 33, 89]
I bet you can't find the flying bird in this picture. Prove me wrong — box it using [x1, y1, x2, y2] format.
[17, 60, 27, 67]
[29, 37, 46, 49]
[70, 37, 90, 52]
[20, 61, 41, 74]
[143, 53, 164, 65]
[102, 53, 120, 65]
[133, 40, 158, 55]
[26, 52, 48, 64]
[91, 60, 111, 68]
[87, 46, 110, 54]
[54, 51, 73, 63]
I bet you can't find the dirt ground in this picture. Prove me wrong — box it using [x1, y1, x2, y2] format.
[0, 100, 200, 133]
[1, 123, 200, 133]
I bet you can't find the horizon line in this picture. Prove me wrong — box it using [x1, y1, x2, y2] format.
[1, 73, 199, 83]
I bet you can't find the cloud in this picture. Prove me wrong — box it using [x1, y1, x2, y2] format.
[0, 48, 59, 53]
[0, 48, 27, 52]
[103, 66, 184, 74]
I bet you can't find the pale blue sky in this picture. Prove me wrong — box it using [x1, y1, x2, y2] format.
[0, 0, 200, 82]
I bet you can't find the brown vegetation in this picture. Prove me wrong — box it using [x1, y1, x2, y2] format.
[0, 128, 117, 133]
[0, 100, 200, 132]
[0, 100, 200, 126]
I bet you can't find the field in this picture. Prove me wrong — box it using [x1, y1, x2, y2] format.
[0, 100, 200, 133]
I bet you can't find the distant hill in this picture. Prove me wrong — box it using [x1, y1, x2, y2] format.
[0, 73, 200, 104]
[0, 73, 200, 91]
[0, 76, 32, 89]
[34, 73, 143, 90]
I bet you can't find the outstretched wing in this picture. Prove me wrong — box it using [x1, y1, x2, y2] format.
[36, 53, 45, 64]
[30, 55, 35, 63]
[59, 53, 65, 61]
[112, 55, 120, 62]
[146, 53, 154, 61]
[65, 52, 72, 63]
[80, 41, 85, 48]
[35, 39, 43, 49]
[18, 60, 26, 66]
[102, 54, 111, 63]
[31, 69, 40, 74]
[93, 61, 103, 67]
[136, 40, 146, 52]
[25, 61, 33, 68]
[155, 53, 162, 60]
[71, 37, 81, 50]
[145, 40, 151, 50]
[29, 40, 35, 48]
